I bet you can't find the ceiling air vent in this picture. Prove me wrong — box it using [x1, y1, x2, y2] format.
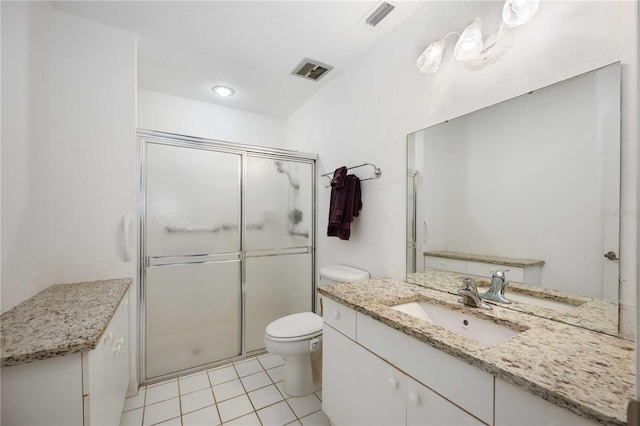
[365, 2, 395, 27]
[292, 58, 334, 82]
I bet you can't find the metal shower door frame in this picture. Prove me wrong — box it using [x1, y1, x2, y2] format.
[137, 129, 317, 385]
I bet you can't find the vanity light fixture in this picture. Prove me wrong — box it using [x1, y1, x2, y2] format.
[417, 0, 539, 75]
[417, 32, 456, 75]
[211, 85, 235, 97]
[453, 17, 484, 62]
[503, 0, 539, 27]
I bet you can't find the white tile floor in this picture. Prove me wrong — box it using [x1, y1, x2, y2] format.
[120, 354, 330, 426]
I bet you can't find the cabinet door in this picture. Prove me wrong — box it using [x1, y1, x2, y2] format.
[86, 293, 130, 425]
[323, 325, 406, 425]
[494, 378, 596, 425]
[407, 377, 486, 426]
[357, 312, 494, 424]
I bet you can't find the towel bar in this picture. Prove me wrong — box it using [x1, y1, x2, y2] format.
[321, 162, 382, 187]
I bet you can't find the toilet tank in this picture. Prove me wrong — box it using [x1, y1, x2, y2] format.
[319, 264, 370, 286]
[316, 265, 369, 315]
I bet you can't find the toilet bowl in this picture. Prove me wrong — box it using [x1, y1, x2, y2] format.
[264, 264, 370, 397]
[264, 312, 323, 397]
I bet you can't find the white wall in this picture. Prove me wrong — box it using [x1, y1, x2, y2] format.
[284, 1, 638, 337]
[1, 1, 54, 313]
[50, 9, 138, 393]
[2, 4, 139, 391]
[1, 4, 138, 310]
[51, 10, 137, 284]
[138, 89, 286, 149]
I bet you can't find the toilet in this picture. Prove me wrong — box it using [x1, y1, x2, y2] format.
[264, 264, 370, 397]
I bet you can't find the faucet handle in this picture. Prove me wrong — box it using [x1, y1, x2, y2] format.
[500, 280, 510, 297]
[462, 276, 477, 292]
[493, 270, 509, 279]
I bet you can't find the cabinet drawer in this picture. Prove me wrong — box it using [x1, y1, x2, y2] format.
[323, 297, 357, 340]
[466, 262, 524, 283]
[357, 312, 494, 425]
[425, 256, 467, 274]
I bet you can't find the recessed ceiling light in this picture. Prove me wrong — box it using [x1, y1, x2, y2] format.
[211, 86, 235, 97]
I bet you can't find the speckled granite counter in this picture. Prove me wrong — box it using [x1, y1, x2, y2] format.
[408, 269, 619, 336]
[319, 278, 634, 426]
[424, 250, 545, 267]
[1, 278, 131, 367]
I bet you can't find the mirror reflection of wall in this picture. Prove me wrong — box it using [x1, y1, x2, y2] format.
[407, 63, 621, 304]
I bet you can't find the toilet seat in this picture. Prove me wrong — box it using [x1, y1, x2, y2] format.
[265, 312, 323, 342]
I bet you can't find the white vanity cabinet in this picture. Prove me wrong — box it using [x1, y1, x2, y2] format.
[356, 312, 493, 424]
[1, 292, 130, 426]
[323, 302, 489, 426]
[322, 298, 596, 426]
[83, 292, 130, 425]
[323, 325, 407, 425]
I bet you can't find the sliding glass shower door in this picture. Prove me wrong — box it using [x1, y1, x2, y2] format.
[244, 156, 313, 352]
[140, 133, 315, 383]
[144, 142, 242, 379]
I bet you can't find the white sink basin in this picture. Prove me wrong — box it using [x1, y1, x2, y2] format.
[476, 286, 579, 313]
[391, 301, 521, 346]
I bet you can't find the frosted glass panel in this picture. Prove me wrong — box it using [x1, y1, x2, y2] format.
[146, 143, 241, 256]
[146, 261, 240, 378]
[245, 254, 312, 352]
[245, 157, 313, 250]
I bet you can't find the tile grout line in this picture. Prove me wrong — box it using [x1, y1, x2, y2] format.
[229, 360, 265, 426]
[175, 377, 184, 426]
[205, 362, 227, 425]
[132, 355, 321, 426]
[141, 385, 147, 426]
[205, 365, 224, 426]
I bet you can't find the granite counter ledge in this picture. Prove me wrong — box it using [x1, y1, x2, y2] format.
[1, 278, 131, 367]
[424, 250, 545, 267]
[318, 278, 634, 426]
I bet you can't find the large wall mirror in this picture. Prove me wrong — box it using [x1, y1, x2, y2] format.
[407, 63, 621, 336]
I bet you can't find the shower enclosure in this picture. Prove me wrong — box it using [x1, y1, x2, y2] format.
[139, 131, 316, 383]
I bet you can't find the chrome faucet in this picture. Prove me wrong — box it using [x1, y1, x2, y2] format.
[458, 277, 492, 310]
[480, 270, 512, 304]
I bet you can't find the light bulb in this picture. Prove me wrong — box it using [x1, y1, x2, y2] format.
[211, 86, 235, 97]
[417, 39, 445, 74]
[454, 17, 484, 61]
[502, 0, 539, 27]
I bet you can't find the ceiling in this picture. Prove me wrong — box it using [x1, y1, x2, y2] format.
[52, 1, 426, 118]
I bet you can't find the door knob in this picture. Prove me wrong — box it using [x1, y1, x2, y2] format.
[604, 251, 619, 261]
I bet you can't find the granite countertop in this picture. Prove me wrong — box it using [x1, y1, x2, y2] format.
[424, 250, 545, 267]
[1, 278, 131, 367]
[319, 278, 634, 426]
[408, 269, 619, 336]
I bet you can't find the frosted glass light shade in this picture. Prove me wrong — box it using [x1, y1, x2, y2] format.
[417, 39, 445, 74]
[454, 18, 484, 61]
[502, 0, 539, 27]
[212, 85, 235, 97]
